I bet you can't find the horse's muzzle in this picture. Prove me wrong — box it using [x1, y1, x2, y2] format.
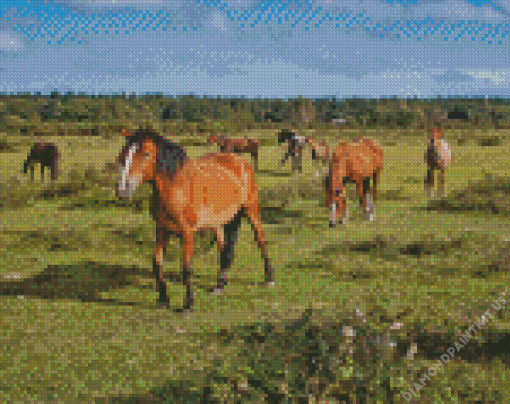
[116, 187, 132, 199]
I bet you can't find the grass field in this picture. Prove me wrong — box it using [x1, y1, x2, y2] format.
[0, 128, 509, 403]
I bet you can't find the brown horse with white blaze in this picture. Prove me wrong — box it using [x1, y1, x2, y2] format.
[116, 129, 273, 312]
[326, 139, 383, 227]
[424, 128, 451, 197]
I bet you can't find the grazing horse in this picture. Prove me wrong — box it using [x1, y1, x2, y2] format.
[208, 134, 260, 171]
[278, 129, 307, 173]
[306, 136, 330, 177]
[326, 139, 384, 227]
[23, 140, 59, 181]
[424, 128, 451, 198]
[117, 129, 273, 312]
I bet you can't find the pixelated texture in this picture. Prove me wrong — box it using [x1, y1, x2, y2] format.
[1, 0, 510, 402]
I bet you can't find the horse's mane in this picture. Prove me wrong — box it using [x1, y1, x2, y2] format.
[127, 129, 188, 178]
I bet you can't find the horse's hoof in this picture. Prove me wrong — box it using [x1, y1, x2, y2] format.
[212, 286, 224, 294]
[158, 303, 169, 309]
[265, 281, 275, 287]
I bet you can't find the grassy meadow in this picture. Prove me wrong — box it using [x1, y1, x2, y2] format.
[0, 127, 509, 403]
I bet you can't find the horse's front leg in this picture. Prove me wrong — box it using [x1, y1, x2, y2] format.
[281, 151, 290, 167]
[252, 152, 259, 172]
[426, 167, 435, 198]
[30, 165, 35, 181]
[153, 228, 170, 308]
[40, 164, 45, 182]
[440, 168, 445, 196]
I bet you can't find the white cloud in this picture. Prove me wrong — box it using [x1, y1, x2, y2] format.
[465, 69, 510, 85]
[441, 1, 502, 18]
[0, 32, 24, 51]
[209, 11, 228, 31]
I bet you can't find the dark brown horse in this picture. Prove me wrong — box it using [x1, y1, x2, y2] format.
[23, 140, 59, 181]
[424, 128, 451, 197]
[117, 129, 274, 312]
[208, 134, 260, 171]
[278, 129, 307, 173]
[326, 139, 384, 227]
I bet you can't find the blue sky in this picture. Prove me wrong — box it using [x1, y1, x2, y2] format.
[1, 0, 510, 98]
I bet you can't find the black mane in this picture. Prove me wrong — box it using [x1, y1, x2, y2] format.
[126, 129, 188, 178]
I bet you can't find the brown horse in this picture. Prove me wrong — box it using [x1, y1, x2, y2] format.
[306, 136, 330, 177]
[23, 140, 59, 181]
[326, 139, 383, 227]
[424, 128, 451, 197]
[208, 134, 260, 171]
[117, 128, 273, 312]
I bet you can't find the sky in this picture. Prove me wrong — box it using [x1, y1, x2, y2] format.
[1, 0, 510, 98]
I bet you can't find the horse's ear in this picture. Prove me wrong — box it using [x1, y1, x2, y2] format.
[122, 129, 132, 137]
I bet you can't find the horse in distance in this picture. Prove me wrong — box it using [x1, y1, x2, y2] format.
[424, 128, 451, 198]
[326, 139, 384, 227]
[23, 140, 59, 181]
[208, 134, 260, 171]
[278, 129, 307, 174]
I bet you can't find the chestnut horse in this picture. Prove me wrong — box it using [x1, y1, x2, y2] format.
[23, 140, 59, 181]
[117, 129, 273, 312]
[306, 136, 330, 177]
[208, 134, 260, 171]
[424, 128, 451, 197]
[278, 129, 307, 173]
[326, 139, 383, 227]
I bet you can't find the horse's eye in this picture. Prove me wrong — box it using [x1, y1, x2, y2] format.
[335, 189, 341, 197]
[143, 152, 150, 159]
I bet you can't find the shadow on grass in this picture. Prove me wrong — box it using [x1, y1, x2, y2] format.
[260, 205, 303, 225]
[58, 196, 146, 212]
[0, 261, 144, 306]
[256, 169, 294, 177]
[379, 188, 411, 201]
[291, 232, 510, 278]
[417, 174, 510, 216]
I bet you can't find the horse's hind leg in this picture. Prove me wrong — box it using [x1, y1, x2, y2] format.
[281, 151, 290, 167]
[244, 204, 274, 285]
[153, 228, 170, 307]
[425, 167, 434, 198]
[214, 211, 243, 292]
[182, 231, 194, 311]
[252, 152, 259, 172]
[51, 161, 58, 181]
[440, 168, 445, 196]
[372, 172, 379, 203]
[40, 164, 45, 182]
[30, 166, 35, 181]
[360, 177, 373, 221]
